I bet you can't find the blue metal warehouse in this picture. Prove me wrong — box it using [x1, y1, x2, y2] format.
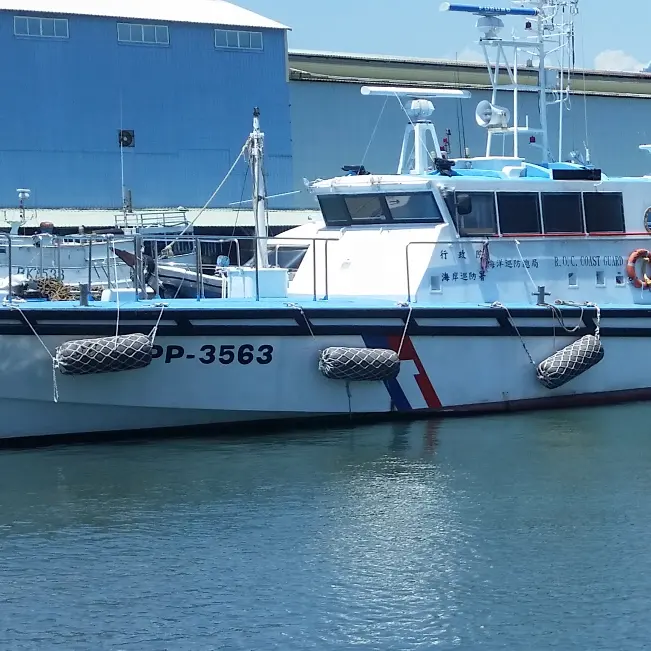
[0, 0, 293, 210]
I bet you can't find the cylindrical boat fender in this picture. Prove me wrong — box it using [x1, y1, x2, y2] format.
[318, 347, 400, 381]
[55, 333, 153, 375]
[536, 334, 604, 390]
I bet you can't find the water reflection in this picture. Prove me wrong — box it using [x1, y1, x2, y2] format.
[0, 422, 442, 536]
[1, 406, 651, 648]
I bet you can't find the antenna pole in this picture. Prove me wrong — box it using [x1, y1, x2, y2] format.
[441, 0, 578, 163]
[537, 3, 550, 163]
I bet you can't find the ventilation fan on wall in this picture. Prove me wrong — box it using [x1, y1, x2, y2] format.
[118, 129, 135, 148]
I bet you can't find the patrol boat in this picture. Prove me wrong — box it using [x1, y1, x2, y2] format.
[4, 0, 651, 441]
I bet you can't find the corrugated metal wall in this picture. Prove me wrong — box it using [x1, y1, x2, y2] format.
[288, 81, 651, 209]
[0, 13, 293, 209]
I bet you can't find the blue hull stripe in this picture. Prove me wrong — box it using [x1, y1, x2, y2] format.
[362, 334, 412, 412]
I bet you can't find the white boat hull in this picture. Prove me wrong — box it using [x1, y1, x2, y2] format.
[0, 398, 301, 440]
[1, 301, 650, 440]
[155, 263, 223, 299]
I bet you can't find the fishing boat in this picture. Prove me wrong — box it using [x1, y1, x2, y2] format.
[5, 0, 651, 442]
[0, 190, 195, 291]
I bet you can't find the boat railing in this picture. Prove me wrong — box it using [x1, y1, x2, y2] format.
[1, 229, 650, 305]
[137, 233, 335, 302]
[1, 233, 11, 304]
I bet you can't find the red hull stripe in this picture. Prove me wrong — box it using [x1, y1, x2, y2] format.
[387, 335, 442, 409]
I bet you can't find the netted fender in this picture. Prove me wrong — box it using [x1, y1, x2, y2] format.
[55, 333, 153, 376]
[536, 334, 604, 390]
[318, 347, 400, 381]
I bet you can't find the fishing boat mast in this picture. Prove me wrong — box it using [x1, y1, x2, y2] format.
[441, 0, 579, 163]
[248, 107, 269, 269]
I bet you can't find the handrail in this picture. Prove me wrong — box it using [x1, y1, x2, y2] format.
[87, 236, 93, 290]
[0, 233, 11, 304]
[114, 209, 189, 229]
[490, 231, 651, 239]
[137, 233, 337, 302]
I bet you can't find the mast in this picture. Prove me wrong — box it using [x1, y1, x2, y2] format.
[249, 107, 268, 269]
[441, 1, 578, 163]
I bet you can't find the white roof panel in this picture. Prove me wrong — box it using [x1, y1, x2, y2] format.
[1, 0, 288, 30]
[1, 208, 314, 229]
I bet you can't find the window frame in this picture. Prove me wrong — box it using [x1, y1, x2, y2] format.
[344, 194, 389, 224]
[214, 28, 264, 51]
[117, 22, 169, 46]
[540, 192, 585, 234]
[496, 191, 543, 235]
[385, 192, 445, 223]
[582, 192, 625, 234]
[447, 189, 628, 238]
[317, 195, 350, 226]
[317, 191, 445, 227]
[452, 191, 498, 237]
[14, 15, 69, 39]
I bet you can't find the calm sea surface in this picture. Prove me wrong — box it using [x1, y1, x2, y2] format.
[1, 404, 651, 649]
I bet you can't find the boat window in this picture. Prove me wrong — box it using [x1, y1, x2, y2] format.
[268, 246, 308, 270]
[541, 192, 584, 233]
[344, 195, 389, 223]
[583, 192, 625, 233]
[317, 195, 350, 226]
[385, 193, 443, 223]
[497, 192, 541, 234]
[317, 192, 443, 226]
[453, 192, 497, 236]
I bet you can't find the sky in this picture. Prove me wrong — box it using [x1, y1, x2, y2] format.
[235, 0, 651, 72]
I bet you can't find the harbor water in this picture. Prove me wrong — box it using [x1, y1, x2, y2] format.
[2, 404, 651, 649]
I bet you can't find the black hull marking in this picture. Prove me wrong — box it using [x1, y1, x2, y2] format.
[3, 304, 651, 337]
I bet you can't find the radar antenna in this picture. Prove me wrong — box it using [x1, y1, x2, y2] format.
[441, 0, 579, 163]
[360, 86, 471, 174]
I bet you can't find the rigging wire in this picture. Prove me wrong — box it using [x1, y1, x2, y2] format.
[360, 96, 388, 168]
[227, 162, 249, 264]
[160, 138, 248, 256]
[454, 53, 468, 158]
[579, 7, 590, 162]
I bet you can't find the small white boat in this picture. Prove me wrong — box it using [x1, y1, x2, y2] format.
[135, 220, 327, 299]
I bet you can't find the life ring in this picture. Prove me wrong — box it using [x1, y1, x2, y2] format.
[626, 249, 651, 289]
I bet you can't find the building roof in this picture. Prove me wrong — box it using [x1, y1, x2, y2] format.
[288, 49, 651, 99]
[0, 208, 315, 229]
[1, 0, 288, 30]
